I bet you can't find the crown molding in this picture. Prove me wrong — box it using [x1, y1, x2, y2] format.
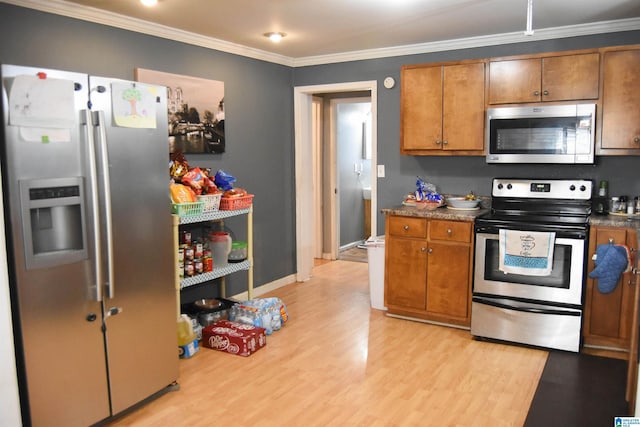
[5, 0, 640, 68]
[3, 0, 296, 66]
[293, 17, 640, 67]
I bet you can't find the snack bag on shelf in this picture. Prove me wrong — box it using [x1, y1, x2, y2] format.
[182, 167, 214, 196]
[170, 183, 196, 204]
[214, 169, 236, 191]
[169, 150, 189, 180]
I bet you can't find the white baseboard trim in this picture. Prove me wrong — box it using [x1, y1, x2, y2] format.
[231, 273, 297, 301]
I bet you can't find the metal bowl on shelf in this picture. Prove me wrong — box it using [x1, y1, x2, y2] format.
[193, 298, 223, 312]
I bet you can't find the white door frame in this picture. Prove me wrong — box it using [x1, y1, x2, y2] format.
[312, 96, 323, 259]
[294, 81, 378, 282]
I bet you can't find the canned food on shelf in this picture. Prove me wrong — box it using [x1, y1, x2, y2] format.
[184, 260, 194, 277]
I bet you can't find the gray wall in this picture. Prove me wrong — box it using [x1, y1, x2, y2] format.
[2, 3, 640, 297]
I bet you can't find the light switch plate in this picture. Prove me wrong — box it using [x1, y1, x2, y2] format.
[377, 165, 385, 178]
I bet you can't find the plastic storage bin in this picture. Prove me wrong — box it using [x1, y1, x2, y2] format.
[364, 236, 386, 310]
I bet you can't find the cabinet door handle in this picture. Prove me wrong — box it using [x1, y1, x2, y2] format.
[447, 228, 452, 235]
[542, 90, 549, 96]
[435, 140, 442, 145]
[533, 90, 540, 96]
[442, 140, 448, 145]
[420, 247, 427, 252]
[403, 225, 409, 231]
[427, 247, 433, 254]
[634, 136, 640, 143]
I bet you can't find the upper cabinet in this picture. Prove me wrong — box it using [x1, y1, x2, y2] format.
[399, 44, 640, 157]
[488, 52, 600, 104]
[400, 61, 485, 155]
[600, 47, 640, 153]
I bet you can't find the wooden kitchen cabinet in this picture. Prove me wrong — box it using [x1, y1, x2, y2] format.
[400, 61, 485, 155]
[600, 47, 640, 153]
[384, 215, 473, 327]
[488, 52, 599, 104]
[583, 225, 638, 355]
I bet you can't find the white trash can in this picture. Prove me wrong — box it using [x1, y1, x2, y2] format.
[364, 236, 386, 310]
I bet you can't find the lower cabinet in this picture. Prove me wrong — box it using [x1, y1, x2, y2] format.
[384, 215, 473, 327]
[583, 225, 638, 354]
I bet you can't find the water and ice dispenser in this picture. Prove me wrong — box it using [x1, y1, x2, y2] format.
[20, 177, 88, 269]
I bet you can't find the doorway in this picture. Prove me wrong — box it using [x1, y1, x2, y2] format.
[294, 81, 378, 282]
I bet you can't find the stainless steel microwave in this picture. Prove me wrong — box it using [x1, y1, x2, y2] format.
[485, 103, 596, 164]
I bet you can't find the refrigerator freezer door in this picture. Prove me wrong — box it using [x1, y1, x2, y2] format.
[1, 65, 111, 426]
[88, 76, 178, 415]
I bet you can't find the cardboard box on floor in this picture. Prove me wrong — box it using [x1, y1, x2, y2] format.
[201, 320, 266, 357]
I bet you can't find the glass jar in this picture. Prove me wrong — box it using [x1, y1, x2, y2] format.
[609, 197, 620, 213]
[619, 196, 628, 213]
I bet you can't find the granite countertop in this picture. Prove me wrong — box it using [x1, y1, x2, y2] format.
[382, 206, 640, 269]
[381, 204, 489, 221]
[589, 214, 640, 228]
[382, 195, 490, 221]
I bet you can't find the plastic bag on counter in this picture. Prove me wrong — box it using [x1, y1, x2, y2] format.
[228, 297, 288, 335]
[414, 176, 442, 202]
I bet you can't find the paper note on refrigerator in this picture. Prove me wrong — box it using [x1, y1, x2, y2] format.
[8, 75, 76, 129]
[111, 82, 157, 129]
[20, 127, 71, 143]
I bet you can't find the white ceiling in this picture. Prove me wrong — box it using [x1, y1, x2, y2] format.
[8, 0, 640, 66]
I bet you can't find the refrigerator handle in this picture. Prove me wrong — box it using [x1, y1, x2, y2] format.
[81, 109, 103, 302]
[94, 110, 116, 299]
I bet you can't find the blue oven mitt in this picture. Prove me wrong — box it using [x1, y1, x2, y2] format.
[588, 243, 630, 294]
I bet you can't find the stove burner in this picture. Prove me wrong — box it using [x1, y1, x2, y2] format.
[476, 178, 593, 238]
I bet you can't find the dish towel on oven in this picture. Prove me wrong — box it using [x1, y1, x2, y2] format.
[499, 229, 556, 276]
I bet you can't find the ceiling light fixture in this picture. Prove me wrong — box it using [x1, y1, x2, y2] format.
[140, 0, 158, 6]
[524, 0, 534, 36]
[264, 32, 287, 43]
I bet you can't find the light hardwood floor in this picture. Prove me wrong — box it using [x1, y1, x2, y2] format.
[106, 260, 548, 427]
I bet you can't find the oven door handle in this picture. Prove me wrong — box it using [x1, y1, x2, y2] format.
[472, 297, 581, 316]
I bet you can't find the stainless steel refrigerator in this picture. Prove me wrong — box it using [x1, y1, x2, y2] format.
[1, 64, 178, 426]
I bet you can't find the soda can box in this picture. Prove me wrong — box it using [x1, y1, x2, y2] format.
[201, 320, 266, 357]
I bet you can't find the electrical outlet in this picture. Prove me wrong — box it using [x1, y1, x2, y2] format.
[377, 165, 385, 178]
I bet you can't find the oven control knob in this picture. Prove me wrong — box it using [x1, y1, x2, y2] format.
[506, 184, 512, 190]
[580, 185, 586, 192]
[497, 183, 503, 190]
[570, 185, 576, 191]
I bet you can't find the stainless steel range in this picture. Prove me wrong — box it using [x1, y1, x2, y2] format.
[471, 178, 593, 352]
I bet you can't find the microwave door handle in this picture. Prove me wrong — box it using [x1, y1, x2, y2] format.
[93, 110, 115, 299]
[472, 297, 581, 316]
[81, 109, 103, 302]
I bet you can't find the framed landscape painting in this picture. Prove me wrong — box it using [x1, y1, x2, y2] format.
[135, 68, 225, 154]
